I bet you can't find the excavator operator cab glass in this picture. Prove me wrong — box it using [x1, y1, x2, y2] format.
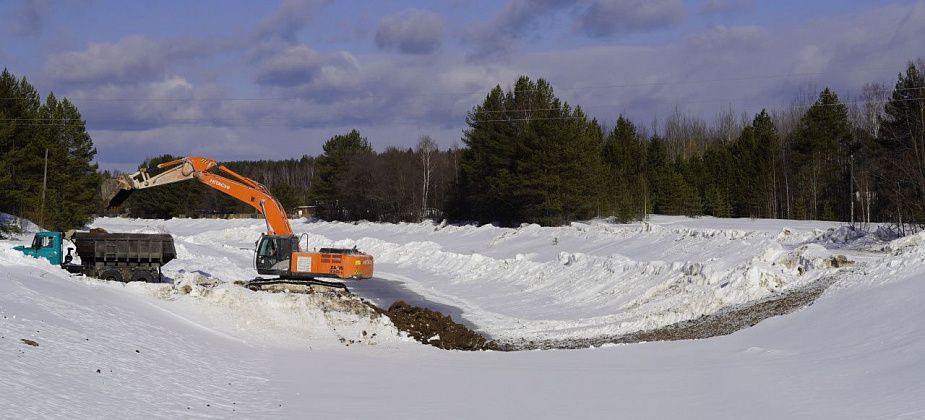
[255, 235, 299, 274]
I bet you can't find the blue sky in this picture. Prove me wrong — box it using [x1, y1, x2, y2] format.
[1, 0, 922, 170]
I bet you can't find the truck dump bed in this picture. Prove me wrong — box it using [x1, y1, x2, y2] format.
[72, 232, 176, 266]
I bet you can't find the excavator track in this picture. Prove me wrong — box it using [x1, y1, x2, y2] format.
[244, 277, 349, 293]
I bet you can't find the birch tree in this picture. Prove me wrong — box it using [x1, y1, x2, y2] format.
[416, 135, 437, 220]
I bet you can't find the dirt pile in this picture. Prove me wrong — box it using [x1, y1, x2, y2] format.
[386, 301, 496, 351]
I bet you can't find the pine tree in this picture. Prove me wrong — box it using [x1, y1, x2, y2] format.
[454, 76, 604, 226]
[729, 110, 780, 218]
[645, 136, 671, 213]
[36, 96, 101, 229]
[309, 129, 373, 219]
[876, 61, 925, 228]
[270, 183, 302, 212]
[0, 70, 100, 229]
[453, 85, 518, 224]
[790, 88, 852, 220]
[602, 115, 647, 221]
[0, 69, 41, 217]
[701, 145, 734, 217]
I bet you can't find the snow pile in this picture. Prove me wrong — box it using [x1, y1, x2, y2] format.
[829, 230, 925, 290]
[0, 212, 40, 238]
[886, 230, 925, 255]
[123, 275, 403, 349]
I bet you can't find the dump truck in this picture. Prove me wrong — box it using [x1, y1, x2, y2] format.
[14, 230, 176, 283]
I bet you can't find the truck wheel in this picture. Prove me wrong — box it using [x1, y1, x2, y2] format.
[100, 269, 124, 282]
[131, 270, 155, 283]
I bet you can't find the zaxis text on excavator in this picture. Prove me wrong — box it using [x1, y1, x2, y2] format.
[107, 156, 373, 289]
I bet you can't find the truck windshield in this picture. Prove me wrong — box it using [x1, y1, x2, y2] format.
[32, 235, 53, 249]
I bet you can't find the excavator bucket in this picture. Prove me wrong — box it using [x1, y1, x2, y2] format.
[106, 188, 133, 210]
[101, 178, 134, 210]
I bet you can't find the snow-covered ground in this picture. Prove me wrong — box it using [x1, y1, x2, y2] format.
[2, 215, 924, 418]
[87, 215, 871, 341]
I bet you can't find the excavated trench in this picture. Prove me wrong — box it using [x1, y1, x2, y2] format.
[369, 271, 844, 351]
[494, 273, 842, 351]
[193, 265, 846, 352]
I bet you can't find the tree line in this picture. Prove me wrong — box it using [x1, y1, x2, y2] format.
[450, 60, 925, 232]
[120, 130, 461, 223]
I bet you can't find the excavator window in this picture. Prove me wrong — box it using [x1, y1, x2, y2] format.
[256, 235, 299, 273]
[258, 237, 276, 257]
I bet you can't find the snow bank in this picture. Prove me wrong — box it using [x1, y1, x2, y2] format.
[0, 212, 40, 237]
[122, 276, 403, 349]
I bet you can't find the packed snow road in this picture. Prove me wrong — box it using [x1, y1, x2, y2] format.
[3, 215, 925, 418]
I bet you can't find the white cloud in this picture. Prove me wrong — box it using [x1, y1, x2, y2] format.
[685, 25, 768, 51]
[45, 36, 165, 84]
[255, 0, 329, 41]
[464, 0, 574, 60]
[44, 35, 218, 85]
[253, 44, 360, 89]
[699, 0, 752, 15]
[576, 0, 686, 38]
[375, 9, 445, 54]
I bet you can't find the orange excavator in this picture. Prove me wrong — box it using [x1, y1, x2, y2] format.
[107, 156, 373, 289]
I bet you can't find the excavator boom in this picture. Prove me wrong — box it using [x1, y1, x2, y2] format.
[110, 157, 292, 235]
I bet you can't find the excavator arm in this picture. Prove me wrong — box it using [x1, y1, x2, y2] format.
[108, 156, 293, 236]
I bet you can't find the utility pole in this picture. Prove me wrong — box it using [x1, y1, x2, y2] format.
[40, 148, 48, 228]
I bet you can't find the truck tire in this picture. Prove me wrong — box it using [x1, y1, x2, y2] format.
[131, 270, 155, 283]
[100, 269, 124, 282]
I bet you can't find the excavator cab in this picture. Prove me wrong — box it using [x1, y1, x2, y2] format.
[255, 234, 299, 275]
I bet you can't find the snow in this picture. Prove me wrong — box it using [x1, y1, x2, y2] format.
[2, 215, 925, 418]
[292, 216, 851, 340]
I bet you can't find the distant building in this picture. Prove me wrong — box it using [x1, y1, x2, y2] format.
[292, 206, 316, 218]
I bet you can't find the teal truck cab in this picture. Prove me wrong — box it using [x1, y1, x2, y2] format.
[13, 231, 67, 265]
[13, 230, 176, 283]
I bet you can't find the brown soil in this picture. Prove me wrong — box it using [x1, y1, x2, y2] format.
[385, 301, 497, 351]
[238, 281, 495, 350]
